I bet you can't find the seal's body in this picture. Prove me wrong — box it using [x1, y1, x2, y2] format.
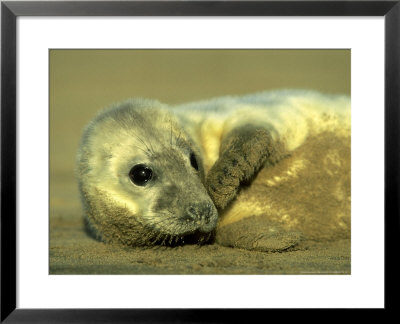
[77, 90, 350, 251]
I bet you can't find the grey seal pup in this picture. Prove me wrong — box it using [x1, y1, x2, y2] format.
[76, 90, 351, 251]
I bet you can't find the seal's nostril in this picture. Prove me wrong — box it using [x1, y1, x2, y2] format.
[182, 215, 194, 222]
[203, 208, 211, 224]
[199, 203, 213, 224]
[183, 203, 215, 225]
[184, 206, 198, 221]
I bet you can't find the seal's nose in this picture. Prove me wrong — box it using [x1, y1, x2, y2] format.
[184, 204, 206, 221]
[183, 206, 199, 221]
[181, 202, 218, 233]
[183, 203, 212, 224]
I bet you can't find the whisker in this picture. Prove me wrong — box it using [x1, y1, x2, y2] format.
[132, 144, 151, 156]
[130, 129, 153, 153]
[161, 235, 167, 246]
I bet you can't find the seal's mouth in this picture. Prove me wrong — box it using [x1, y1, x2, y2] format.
[148, 228, 216, 247]
[180, 229, 216, 245]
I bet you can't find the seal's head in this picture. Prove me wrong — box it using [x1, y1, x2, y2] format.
[76, 99, 218, 246]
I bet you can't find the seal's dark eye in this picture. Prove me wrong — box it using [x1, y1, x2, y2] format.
[190, 152, 199, 171]
[129, 164, 152, 186]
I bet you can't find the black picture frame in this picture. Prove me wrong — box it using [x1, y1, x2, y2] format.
[1, 0, 398, 322]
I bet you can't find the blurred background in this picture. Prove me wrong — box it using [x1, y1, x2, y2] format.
[49, 49, 350, 208]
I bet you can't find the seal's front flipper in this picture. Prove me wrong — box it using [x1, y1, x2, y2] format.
[206, 124, 283, 209]
[216, 216, 302, 252]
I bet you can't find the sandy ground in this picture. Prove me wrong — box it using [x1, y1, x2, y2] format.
[49, 50, 351, 275]
[50, 177, 350, 275]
